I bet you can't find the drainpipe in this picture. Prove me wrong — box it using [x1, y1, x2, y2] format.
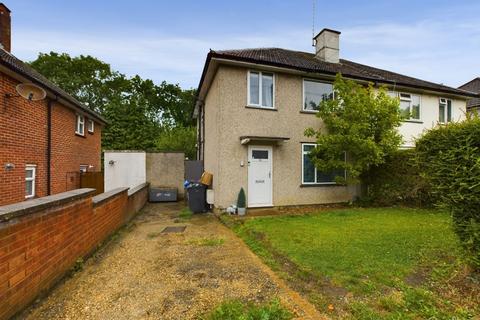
[46, 97, 56, 195]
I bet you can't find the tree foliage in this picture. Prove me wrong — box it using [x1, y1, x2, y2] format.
[416, 116, 480, 269]
[305, 74, 403, 183]
[29, 52, 196, 151]
[156, 126, 197, 160]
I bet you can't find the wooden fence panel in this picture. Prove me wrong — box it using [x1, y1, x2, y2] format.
[81, 171, 104, 195]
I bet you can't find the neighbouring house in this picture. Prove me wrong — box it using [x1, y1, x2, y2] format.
[193, 28, 477, 210]
[0, 4, 106, 206]
[458, 77, 480, 113]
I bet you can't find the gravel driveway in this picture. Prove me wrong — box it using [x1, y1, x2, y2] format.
[19, 202, 321, 320]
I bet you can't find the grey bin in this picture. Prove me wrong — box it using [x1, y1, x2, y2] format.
[149, 187, 177, 202]
[186, 185, 207, 213]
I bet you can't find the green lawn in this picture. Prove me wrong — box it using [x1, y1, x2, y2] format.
[232, 207, 479, 319]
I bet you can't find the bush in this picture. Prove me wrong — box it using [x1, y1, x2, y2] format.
[362, 149, 433, 207]
[237, 188, 246, 208]
[203, 299, 292, 320]
[416, 117, 480, 269]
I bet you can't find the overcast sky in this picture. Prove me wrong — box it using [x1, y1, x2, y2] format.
[8, 0, 480, 89]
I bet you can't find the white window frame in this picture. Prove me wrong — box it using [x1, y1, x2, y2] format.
[302, 78, 334, 112]
[25, 165, 36, 199]
[76, 114, 85, 135]
[301, 143, 346, 185]
[87, 119, 94, 133]
[247, 70, 275, 109]
[399, 92, 421, 121]
[439, 98, 452, 124]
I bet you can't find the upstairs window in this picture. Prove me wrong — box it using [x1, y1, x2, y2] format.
[248, 71, 274, 108]
[87, 119, 94, 133]
[439, 98, 452, 123]
[303, 80, 334, 112]
[399, 93, 421, 120]
[76, 115, 85, 135]
[25, 165, 36, 199]
[301, 144, 346, 185]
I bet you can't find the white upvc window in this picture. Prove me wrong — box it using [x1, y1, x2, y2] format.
[439, 98, 452, 123]
[303, 79, 334, 112]
[25, 165, 36, 199]
[301, 144, 346, 185]
[87, 119, 94, 133]
[76, 114, 85, 135]
[248, 71, 275, 108]
[399, 93, 421, 120]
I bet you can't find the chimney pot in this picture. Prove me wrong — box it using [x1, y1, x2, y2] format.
[313, 28, 340, 63]
[0, 3, 11, 52]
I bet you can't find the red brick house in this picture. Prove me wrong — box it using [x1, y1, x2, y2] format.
[0, 3, 106, 206]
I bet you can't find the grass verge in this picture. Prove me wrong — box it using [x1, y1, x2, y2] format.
[201, 299, 292, 320]
[231, 207, 479, 319]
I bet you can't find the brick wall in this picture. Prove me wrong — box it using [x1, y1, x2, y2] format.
[0, 183, 148, 319]
[0, 72, 102, 206]
[50, 102, 102, 194]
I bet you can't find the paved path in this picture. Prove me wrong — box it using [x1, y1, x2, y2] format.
[20, 203, 322, 320]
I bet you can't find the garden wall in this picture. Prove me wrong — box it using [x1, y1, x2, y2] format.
[146, 152, 185, 199]
[0, 183, 148, 319]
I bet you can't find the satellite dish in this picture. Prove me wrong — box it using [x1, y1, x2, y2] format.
[15, 83, 47, 101]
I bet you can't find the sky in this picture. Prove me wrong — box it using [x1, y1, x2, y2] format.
[7, 0, 480, 90]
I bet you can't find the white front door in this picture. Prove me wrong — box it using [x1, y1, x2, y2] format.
[248, 146, 273, 207]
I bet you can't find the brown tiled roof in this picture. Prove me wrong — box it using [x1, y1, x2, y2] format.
[458, 78, 480, 108]
[206, 48, 477, 98]
[0, 49, 106, 124]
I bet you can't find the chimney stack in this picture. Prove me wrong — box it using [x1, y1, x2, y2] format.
[0, 3, 11, 52]
[313, 28, 340, 63]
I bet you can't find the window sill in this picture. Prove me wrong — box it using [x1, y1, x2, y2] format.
[300, 183, 342, 188]
[402, 119, 423, 124]
[75, 132, 86, 138]
[245, 105, 277, 111]
[88, 130, 94, 135]
[300, 110, 319, 114]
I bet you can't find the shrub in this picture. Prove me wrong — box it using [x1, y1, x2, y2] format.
[416, 117, 480, 269]
[237, 188, 246, 208]
[203, 299, 292, 320]
[362, 149, 433, 206]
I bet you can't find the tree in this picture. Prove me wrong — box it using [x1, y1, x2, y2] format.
[304, 74, 403, 184]
[156, 126, 197, 160]
[29, 52, 196, 151]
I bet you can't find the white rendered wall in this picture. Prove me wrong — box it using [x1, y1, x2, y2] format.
[398, 94, 466, 147]
[104, 151, 146, 192]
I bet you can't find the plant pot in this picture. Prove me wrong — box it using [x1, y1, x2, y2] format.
[237, 207, 246, 216]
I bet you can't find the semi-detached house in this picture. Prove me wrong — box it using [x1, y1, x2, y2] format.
[0, 4, 106, 206]
[194, 28, 477, 210]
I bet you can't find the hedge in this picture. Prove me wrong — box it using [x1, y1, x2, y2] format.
[362, 149, 432, 207]
[416, 117, 480, 269]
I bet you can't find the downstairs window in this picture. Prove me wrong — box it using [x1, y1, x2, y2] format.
[302, 144, 346, 185]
